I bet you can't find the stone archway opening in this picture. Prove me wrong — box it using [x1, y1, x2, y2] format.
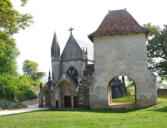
[108, 76, 136, 108]
[55, 81, 77, 108]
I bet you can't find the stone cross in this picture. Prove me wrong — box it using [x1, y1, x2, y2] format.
[69, 27, 74, 35]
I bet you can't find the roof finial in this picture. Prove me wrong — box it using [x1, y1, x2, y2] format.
[68, 27, 74, 35]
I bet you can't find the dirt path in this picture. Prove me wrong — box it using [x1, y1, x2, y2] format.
[0, 104, 48, 115]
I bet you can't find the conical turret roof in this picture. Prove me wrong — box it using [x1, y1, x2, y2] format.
[51, 32, 60, 56]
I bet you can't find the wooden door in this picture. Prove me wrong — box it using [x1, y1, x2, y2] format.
[56, 100, 59, 108]
[64, 96, 71, 107]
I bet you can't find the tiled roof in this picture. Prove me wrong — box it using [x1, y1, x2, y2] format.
[88, 9, 150, 41]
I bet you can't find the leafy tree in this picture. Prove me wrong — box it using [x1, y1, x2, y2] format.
[0, 0, 33, 74]
[0, 0, 36, 101]
[0, 0, 33, 35]
[144, 23, 167, 80]
[22, 60, 46, 80]
[0, 73, 37, 101]
[32, 72, 46, 81]
[22, 60, 38, 77]
[0, 31, 19, 74]
[21, 0, 28, 6]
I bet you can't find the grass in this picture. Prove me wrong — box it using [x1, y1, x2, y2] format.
[112, 94, 135, 103]
[0, 93, 167, 128]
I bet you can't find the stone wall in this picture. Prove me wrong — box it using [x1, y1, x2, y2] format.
[61, 60, 86, 82]
[90, 34, 157, 109]
[78, 64, 94, 108]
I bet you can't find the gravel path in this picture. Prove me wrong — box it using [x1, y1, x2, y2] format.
[0, 104, 49, 115]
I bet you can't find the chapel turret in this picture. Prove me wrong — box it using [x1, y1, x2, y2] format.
[51, 32, 60, 61]
[51, 32, 61, 83]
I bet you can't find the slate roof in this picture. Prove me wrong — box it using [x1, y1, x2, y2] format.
[51, 32, 60, 56]
[61, 33, 94, 61]
[88, 9, 150, 41]
[76, 39, 94, 61]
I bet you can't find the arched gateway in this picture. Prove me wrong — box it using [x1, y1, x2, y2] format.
[88, 9, 157, 109]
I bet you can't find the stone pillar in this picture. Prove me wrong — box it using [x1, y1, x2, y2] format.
[39, 83, 43, 107]
[51, 87, 56, 107]
[71, 96, 74, 108]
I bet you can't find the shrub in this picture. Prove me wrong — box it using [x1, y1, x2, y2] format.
[0, 73, 37, 101]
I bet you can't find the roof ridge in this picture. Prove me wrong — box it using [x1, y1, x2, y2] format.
[88, 9, 150, 41]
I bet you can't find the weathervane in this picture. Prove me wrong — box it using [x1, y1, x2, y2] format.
[68, 27, 74, 35]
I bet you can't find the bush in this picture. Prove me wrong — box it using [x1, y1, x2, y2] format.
[17, 89, 37, 101]
[0, 73, 37, 101]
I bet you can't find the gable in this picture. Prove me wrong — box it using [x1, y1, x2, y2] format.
[61, 35, 83, 61]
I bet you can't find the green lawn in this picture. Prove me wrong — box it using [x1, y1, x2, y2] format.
[112, 94, 135, 103]
[0, 93, 167, 128]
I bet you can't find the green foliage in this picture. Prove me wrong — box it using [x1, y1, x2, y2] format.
[0, 0, 35, 102]
[21, 0, 28, 6]
[0, 74, 37, 101]
[0, 31, 19, 74]
[23, 60, 46, 81]
[32, 72, 46, 81]
[144, 23, 167, 80]
[0, 0, 33, 74]
[126, 78, 135, 88]
[23, 60, 38, 77]
[0, 73, 17, 100]
[0, 0, 33, 35]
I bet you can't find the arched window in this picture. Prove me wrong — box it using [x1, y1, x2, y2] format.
[66, 66, 78, 84]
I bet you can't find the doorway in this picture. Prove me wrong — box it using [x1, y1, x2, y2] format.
[64, 96, 72, 108]
[108, 76, 136, 108]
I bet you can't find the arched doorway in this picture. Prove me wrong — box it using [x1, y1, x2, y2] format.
[55, 80, 77, 108]
[108, 76, 136, 108]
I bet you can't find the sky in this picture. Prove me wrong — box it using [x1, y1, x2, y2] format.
[11, 0, 167, 81]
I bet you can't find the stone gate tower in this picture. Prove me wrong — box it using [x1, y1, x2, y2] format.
[88, 9, 157, 109]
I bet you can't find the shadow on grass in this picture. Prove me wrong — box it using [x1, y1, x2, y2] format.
[35, 107, 141, 114]
[148, 106, 167, 112]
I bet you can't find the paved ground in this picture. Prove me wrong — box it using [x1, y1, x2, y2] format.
[109, 102, 136, 108]
[0, 104, 49, 116]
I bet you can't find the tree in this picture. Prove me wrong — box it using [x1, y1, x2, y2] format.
[22, 60, 38, 77]
[144, 23, 167, 80]
[0, 31, 19, 74]
[21, 0, 28, 6]
[22, 60, 46, 80]
[32, 72, 46, 81]
[0, 0, 33, 74]
[0, 0, 33, 35]
[0, 1, 37, 101]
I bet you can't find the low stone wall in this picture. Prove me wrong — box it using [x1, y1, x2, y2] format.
[157, 89, 167, 95]
[22, 99, 38, 105]
[33, 86, 40, 96]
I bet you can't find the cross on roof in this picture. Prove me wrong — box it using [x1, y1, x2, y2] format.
[69, 27, 74, 34]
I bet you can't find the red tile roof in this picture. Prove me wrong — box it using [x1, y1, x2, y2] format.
[88, 9, 150, 41]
